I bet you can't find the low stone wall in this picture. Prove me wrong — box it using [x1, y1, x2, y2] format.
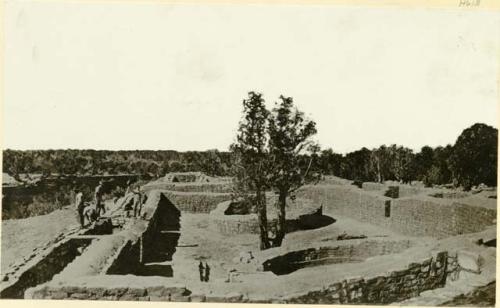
[361, 181, 439, 198]
[26, 283, 192, 301]
[361, 182, 386, 191]
[143, 182, 233, 193]
[283, 251, 450, 304]
[398, 186, 434, 198]
[297, 184, 496, 238]
[160, 191, 233, 213]
[210, 201, 268, 234]
[212, 212, 262, 235]
[210, 200, 329, 235]
[321, 176, 352, 186]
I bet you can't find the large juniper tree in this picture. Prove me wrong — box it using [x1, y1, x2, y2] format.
[267, 95, 319, 247]
[230, 92, 272, 250]
[449, 123, 498, 190]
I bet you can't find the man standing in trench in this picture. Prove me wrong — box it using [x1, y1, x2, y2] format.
[133, 186, 143, 218]
[75, 188, 85, 228]
[204, 262, 210, 282]
[198, 261, 204, 282]
[94, 180, 105, 216]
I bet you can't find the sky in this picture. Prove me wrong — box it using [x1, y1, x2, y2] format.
[3, 1, 499, 154]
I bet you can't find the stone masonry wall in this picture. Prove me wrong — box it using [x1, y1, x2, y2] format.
[283, 251, 450, 304]
[160, 191, 232, 213]
[297, 184, 496, 238]
[453, 202, 497, 235]
[297, 185, 389, 227]
[389, 199, 496, 237]
[25, 251, 454, 304]
[26, 284, 192, 302]
[143, 182, 233, 193]
[263, 240, 412, 274]
[210, 201, 325, 235]
[212, 214, 262, 234]
[361, 182, 438, 198]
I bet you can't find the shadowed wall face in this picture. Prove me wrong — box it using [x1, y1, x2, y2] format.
[106, 193, 181, 277]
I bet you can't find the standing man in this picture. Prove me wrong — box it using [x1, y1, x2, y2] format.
[125, 180, 133, 194]
[75, 189, 85, 228]
[204, 262, 210, 282]
[95, 180, 105, 216]
[133, 186, 143, 218]
[198, 261, 204, 282]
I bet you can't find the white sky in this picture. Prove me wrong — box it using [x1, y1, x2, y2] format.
[3, 1, 499, 154]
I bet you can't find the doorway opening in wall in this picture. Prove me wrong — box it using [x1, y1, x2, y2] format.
[385, 201, 391, 218]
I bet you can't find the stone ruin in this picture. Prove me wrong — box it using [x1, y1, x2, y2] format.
[209, 196, 335, 235]
[0, 174, 496, 304]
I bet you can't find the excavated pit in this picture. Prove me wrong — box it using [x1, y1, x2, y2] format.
[106, 194, 181, 278]
[0, 238, 93, 299]
[263, 239, 412, 276]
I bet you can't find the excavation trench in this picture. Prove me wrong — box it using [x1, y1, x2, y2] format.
[106, 193, 181, 278]
[263, 239, 412, 275]
[0, 238, 93, 299]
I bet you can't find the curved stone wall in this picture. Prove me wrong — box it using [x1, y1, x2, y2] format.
[210, 200, 333, 235]
[263, 239, 412, 275]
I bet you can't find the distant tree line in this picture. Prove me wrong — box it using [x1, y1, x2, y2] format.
[3, 123, 497, 191]
[2, 149, 234, 179]
[315, 123, 497, 190]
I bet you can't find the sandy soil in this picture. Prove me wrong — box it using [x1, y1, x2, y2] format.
[1, 207, 77, 273]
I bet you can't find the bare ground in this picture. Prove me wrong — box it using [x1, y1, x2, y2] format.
[1, 207, 77, 273]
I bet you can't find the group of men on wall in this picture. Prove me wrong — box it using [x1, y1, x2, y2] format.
[75, 180, 146, 228]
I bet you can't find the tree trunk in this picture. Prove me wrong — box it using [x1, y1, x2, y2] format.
[376, 158, 382, 183]
[256, 189, 271, 250]
[273, 192, 287, 247]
